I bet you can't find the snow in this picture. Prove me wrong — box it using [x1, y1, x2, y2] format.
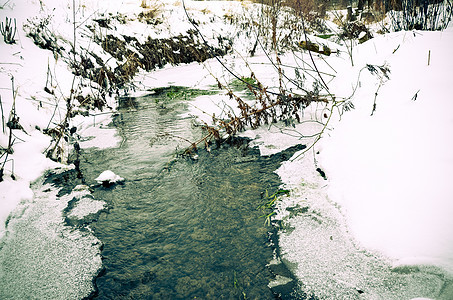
[268, 274, 293, 289]
[1, 0, 453, 298]
[66, 185, 106, 218]
[78, 117, 121, 149]
[0, 182, 104, 299]
[0, 178, 33, 238]
[94, 169, 124, 184]
[318, 28, 453, 275]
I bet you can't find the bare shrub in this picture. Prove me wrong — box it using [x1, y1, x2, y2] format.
[0, 16, 16, 44]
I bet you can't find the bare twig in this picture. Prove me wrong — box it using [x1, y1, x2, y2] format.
[300, 13, 330, 93]
[411, 89, 420, 101]
[179, 0, 340, 155]
[0, 95, 4, 133]
[1, 76, 18, 181]
[46, 0, 79, 162]
[0, 62, 23, 66]
[370, 81, 383, 116]
[0, 0, 12, 8]
[182, 0, 286, 98]
[290, 98, 339, 161]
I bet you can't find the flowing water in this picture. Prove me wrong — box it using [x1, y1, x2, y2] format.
[77, 88, 303, 299]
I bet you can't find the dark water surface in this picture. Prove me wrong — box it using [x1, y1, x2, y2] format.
[80, 89, 303, 299]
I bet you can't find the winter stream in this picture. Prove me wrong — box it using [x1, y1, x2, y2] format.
[0, 87, 302, 299]
[1, 87, 451, 299]
[81, 88, 306, 299]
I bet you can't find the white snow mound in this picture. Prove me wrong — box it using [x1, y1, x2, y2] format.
[95, 170, 124, 184]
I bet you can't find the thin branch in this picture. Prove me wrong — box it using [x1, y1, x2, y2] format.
[290, 100, 338, 161]
[370, 82, 383, 116]
[0, 0, 12, 8]
[0, 62, 23, 66]
[0, 95, 4, 134]
[300, 13, 330, 94]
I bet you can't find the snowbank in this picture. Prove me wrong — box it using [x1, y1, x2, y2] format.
[0, 182, 104, 299]
[319, 26, 453, 274]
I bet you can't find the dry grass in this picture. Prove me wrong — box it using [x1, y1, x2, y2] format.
[140, 0, 149, 9]
[254, 0, 328, 21]
[138, 0, 163, 23]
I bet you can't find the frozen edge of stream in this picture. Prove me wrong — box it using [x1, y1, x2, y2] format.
[234, 117, 453, 299]
[272, 145, 453, 300]
[0, 168, 106, 299]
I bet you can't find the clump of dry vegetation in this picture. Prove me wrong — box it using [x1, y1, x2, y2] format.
[139, 0, 163, 24]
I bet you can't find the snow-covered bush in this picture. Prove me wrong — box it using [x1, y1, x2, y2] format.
[23, 15, 62, 54]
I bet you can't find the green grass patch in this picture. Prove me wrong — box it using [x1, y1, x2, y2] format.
[150, 86, 216, 101]
[230, 77, 257, 91]
[316, 34, 335, 39]
[258, 189, 290, 226]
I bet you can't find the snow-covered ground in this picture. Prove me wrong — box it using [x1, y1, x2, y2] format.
[321, 28, 453, 273]
[1, 0, 453, 298]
